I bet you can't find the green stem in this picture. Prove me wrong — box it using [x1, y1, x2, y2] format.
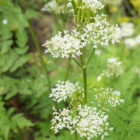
[28, 21, 51, 91]
[75, 132, 78, 140]
[86, 48, 95, 66]
[73, 58, 82, 68]
[82, 65, 87, 105]
[64, 56, 72, 81]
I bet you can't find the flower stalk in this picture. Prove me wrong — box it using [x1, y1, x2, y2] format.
[28, 21, 51, 91]
[82, 65, 87, 105]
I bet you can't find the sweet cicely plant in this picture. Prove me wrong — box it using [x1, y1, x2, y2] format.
[42, 0, 124, 140]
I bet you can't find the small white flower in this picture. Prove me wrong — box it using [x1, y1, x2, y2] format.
[124, 34, 140, 49]
[124, 38, 137, 48]
[67, 2, 72, 7]
[42, 0, 65, 14]
[2, 19, 7, 25]
[98, 57, 123, 80]
[120, 22, 134, 38]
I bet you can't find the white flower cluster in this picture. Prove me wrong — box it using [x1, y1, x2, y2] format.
[49, 81, 82, 103]
[82, 14, 121, 48]
[43, 31, 85, 58]
[68, 0, 104, 13]
[124, 34, 140, 49]
[98, 57, 123, 81]
[51, 108, 76, 133]
[75, 105, 113, 140]
[42, 0, 64, 14]
[120, 22, 135, 38]
[94, 88, 125, 107]
[82, 0, 104, 13]
[51, 105, 113, 140]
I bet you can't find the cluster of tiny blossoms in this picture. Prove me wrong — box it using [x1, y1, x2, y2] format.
[68, 0, 104, 13]
[43, 31, 85, 58]
[124, 34, 140, 49]
[98, 57, 123, 81]
[42, 0, 64, 14]
[82, 0, 104, 13]
[51, 105, 113, 140]
[49, 81, 82, 103]
[75, 105, 113, 140]
[120, 22, 135, 38]
[81, 14, 121, 48]
[94, 88, 125, 107]
[51, 108, 75, 134]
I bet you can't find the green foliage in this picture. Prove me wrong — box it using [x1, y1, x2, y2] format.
[0, 0, 140, 139]
[0, 98, 33, 140]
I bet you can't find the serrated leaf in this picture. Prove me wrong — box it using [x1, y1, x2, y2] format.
[10, 53, 32, 72]
[1, 40, 13, 53]
[16, 28, 28, 48]
[14, 46, 29, 55]
[12, 114, 33, 129]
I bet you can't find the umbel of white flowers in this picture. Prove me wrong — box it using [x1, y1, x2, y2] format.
[98, 57, 123, 81]
[120, 22, 135, 38]
[124, 34, 140, 49]
[68, 0, 104, 13]
[42, 0, 65, 14]
[94, 88, 125, 107]
[51, 105, 113, 140]
[43, 15, 121, 58]
[49, 80, 83, 103]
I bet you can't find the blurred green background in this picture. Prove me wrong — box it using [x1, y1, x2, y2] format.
[0, 0, 140, 140]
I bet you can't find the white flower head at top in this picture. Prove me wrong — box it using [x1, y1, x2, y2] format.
[42, 0, 64, 14]
[82, 0, 104, 13]
[49, 80, 83, 103]
[120, 22, 135, 38]
[97, 57, 123, 81]
[43, 30, 84, 58]
[69, 0, 104, 13]
[75, 105, 113, 140]
[81, 14, 121, 48]
[94, 88, 125, 107]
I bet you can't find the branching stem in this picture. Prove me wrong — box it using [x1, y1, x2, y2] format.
[28, 21, 51, 91]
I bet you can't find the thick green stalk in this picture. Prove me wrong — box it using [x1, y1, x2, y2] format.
[28, 21, 51, 91]
[64, 56, 72, 81]
[75, 132, 78, 140]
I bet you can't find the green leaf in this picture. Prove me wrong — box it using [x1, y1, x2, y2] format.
[12, 114, 33, 129]
[14, 46, 29, 55]
[25, 9, 39, 19]
[10, 53, 32, 72]
[16, 28, 28, 48]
